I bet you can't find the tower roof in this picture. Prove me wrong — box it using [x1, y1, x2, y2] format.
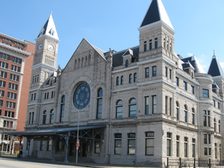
[37, 14, 59, 40]
[141, 0, 173, 29]
[208, 56, 224, 77]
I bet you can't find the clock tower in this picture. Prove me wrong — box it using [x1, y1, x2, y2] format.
[32, 14, 59, 88]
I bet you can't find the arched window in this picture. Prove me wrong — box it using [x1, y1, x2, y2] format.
[184, 104, 188, 123]
[129, 98, 137, 118]
[96, 88, 103, 119]
[129, 74, 132, 84]
[49, 109, 54, 124]
[78, 58, 80, 68]
[74, 60, 77, 69]
[149, 39, 152, 50]
[116, 100, 123, 119]
[144, 41, 147, 52]
[214, 118, 217, 132]
[133, 73, 137, 83]
[154, 38, 158, 49]
[116, 77, 119, 86]
[42, 110, 47, 125]
[192, 108, 195, 125]
[88, 55, 91, 65]
[85, 56, 88, 66]
[81, 57, 84, 67]
[59, 95, 65, 123]
[176, 101, 180, 121]
[120, 76, 123, 85]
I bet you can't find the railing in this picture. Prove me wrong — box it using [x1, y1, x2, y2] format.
[167, 158, 224, 168]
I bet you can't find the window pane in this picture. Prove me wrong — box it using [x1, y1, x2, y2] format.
[129, 98, 137, 118]
[202, 89, 209, 98]
[145, 96, 149, 115]
[128, 139, 135, 155]
[145, 67, 149, 78]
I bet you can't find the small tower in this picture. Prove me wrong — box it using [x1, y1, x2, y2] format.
[208, 55, 224, 77]
[32, 14, 59, 88]
[139, 0, 174, 60]
[208, 54, 224, 96]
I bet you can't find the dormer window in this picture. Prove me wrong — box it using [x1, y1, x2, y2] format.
[122, 49, 133, 67]
[125, 60, 129, 67]
[49, 28, 54, 36]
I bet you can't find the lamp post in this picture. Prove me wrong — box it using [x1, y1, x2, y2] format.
[75, 110, 80, 164]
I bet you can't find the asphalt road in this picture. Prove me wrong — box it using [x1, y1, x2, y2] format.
[0, 158, 87, 168]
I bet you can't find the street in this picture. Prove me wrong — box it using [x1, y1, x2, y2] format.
[0, 158, 87, 168]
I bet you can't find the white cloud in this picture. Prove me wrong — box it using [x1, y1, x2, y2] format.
[220, 62, 224, 70]
[195, 57, 206, 73]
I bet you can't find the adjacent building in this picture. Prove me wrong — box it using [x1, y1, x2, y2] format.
[14, 0, 224, 166]
[0, 34, 35, 154]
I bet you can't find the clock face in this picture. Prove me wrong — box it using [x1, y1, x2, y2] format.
[73, 82, 90, 109]
[38, 44, 43, 50]
[48, 44, 54, 51]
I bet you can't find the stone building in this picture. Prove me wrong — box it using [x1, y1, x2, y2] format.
[0, 34, 35, 154]
[16, 0, 223, 166]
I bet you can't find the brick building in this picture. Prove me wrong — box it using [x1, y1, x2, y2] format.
[0, 34, 35, 154]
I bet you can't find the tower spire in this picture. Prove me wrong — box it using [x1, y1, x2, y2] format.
[140, 0, 173, 29]
[213, 50, 216, 58]
[208, 55, 224, 77]
[37, 14, 59, 41]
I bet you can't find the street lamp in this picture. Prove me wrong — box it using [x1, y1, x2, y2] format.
[75, 110, 79, 164]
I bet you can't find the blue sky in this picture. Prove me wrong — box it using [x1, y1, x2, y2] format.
[1, 0, 224, 71]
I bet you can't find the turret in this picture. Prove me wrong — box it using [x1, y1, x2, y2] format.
[139, 0, 174, 60]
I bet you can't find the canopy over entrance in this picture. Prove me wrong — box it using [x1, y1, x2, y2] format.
[5, 124, 105, 137]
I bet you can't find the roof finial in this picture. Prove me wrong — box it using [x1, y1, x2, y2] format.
[213, 50, 216, 58]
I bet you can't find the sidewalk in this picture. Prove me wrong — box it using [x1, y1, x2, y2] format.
[0, 155, 150, 168]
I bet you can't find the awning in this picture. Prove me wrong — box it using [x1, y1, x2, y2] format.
[5, 124, 105, 137]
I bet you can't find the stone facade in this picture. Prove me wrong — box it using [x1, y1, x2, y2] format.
[23, 0, 224, 166]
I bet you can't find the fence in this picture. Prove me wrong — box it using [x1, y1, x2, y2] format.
[167, 158, 224, 168]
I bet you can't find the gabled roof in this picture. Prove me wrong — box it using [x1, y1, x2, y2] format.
[37, 14, 59, 40]
[62, 38, 106, 73]
[181, 56, 201, 73]
[112, 46, 139, 67]
[141, 0, 173, 29]
[123, 48, 134, 56]
[182, 61, 194, 70]
[208, 56, 224, 77]
[87, 40, 106, 61]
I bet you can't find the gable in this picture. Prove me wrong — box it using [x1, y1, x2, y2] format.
[62, 39, 106, 73]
